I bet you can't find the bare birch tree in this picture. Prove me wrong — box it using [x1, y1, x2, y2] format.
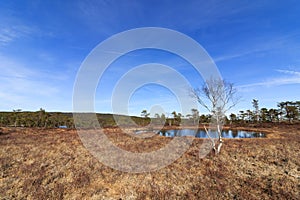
[191, 78, 240, 154]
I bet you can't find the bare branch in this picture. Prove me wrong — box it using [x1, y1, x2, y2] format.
[190, 77, 240, 154]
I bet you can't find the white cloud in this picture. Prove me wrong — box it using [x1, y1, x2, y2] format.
[276, 69, 300, 76]
[214, 50, 257, 62]
[238, 69, 300, 90]
[239, 77, 300, 89]
[0, 25, 33, 46]
[0, 55, 62, 110]
[214, 31, 300, 63]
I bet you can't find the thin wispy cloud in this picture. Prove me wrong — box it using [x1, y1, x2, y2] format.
[238, 69, 300, 90]
[214, 50, 258, 62]
[214, 31, 300, 63]
[0, 1, 299, 114]
[0, 25, 33, 46]
[276, 69, 300, 76]
[0, 58, 58, 89]
[239, 77, 300, 89]
[0, 55, 68, 110]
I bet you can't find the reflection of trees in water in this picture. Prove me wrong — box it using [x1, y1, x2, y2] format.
[252, 132, 265, 138]
[158, 129, 265, 138]
[159, 130, 166, 136]
[253, 132, 259, 137]
[173, 129, 179, 137]
[232, 130, 238, 138]
[196, 130, 207, 138]
[222, 130, 229, 138]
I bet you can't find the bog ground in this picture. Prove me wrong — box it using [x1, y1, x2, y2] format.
[0, 125, 299, 199]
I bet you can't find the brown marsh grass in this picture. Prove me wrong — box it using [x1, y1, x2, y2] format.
[0, 125, 299, 199]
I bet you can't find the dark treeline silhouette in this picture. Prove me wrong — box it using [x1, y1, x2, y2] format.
[0, 100, 299, 128]
[152, 100, 300, 126]
[229, 100, 300, 124]
[0, 108, 74, 128]
[0, 108, 152, 128]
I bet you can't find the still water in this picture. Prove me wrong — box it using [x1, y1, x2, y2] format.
[158, 129, 266, 138]
[152, 129, 265, 138]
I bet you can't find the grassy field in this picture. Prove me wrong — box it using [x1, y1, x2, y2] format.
[1, 125, 299, 199]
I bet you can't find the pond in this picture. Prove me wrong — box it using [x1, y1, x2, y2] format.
[158, 129, 266, 138]
[135, 129, 266, 138]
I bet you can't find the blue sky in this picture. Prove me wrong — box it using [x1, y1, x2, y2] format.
[0, 0, 299, 116]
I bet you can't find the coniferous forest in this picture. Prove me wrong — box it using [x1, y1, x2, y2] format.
[1, 100, 299, 128]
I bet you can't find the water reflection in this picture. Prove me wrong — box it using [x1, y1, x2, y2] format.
[157, 129, 265, 138]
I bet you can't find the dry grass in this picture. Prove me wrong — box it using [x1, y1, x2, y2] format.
[0, 125, 299, 199]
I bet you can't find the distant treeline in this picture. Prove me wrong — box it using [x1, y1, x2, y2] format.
[0, 101, 299, 128]
[0, 109, 153, 128]
[0, 109, 74, 128]
[229, 100, 300, 124]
